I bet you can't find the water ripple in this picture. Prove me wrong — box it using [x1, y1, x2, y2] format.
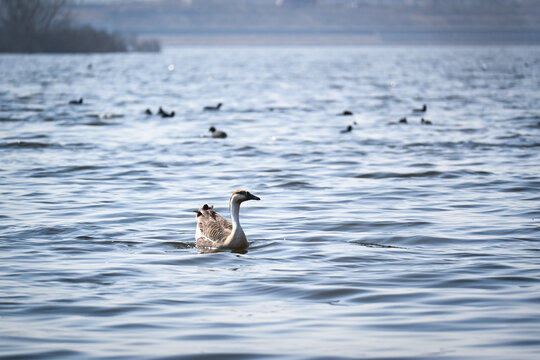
[1, 46, 539, 360]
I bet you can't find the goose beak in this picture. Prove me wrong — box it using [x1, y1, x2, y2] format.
[248, 193, 260, 201]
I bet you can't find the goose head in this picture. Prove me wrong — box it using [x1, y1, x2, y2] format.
[230, 190, 260, 204]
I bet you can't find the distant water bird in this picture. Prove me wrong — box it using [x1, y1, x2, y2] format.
[204, 103, 222, 111]
[413, 104, 427, 112]
[399, 117, 408, 124]
[158, 107, 175, 118]
[340, 125, 353, 133]
[194, 190, 260, 249]
[421, 118, 432, 125]
[145, 108, 152, 115]
[340, 110, 353, 116]
[69, 98, 83, 105]
[209, 126, 227, 138]
[340, 121, 357, 133]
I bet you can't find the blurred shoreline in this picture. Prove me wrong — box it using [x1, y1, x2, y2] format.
[151, 32, 540, 47]
[74, 0, 540, 47]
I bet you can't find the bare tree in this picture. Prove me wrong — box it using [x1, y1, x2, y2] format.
[1, 0, 69, 31]
[0, 0, 71, 51]
[0, 0, 158, 53]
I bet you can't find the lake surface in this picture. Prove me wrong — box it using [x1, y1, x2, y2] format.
[1, 46, 539, 359]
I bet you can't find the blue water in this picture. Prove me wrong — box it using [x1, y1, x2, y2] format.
[1, 46, 539, 359]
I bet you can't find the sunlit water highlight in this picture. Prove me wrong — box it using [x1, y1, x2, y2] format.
[1, 46, 539, 359]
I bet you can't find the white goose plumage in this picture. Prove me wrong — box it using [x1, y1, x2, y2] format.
[194, 190, 260, 249]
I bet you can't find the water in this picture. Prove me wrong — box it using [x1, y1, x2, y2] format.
[1, 46, 539, 359]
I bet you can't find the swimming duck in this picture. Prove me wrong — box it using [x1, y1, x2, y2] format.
[421, 118, 432, 125]
[413, 104, 427, 112]
[340, 110, 353, 116]
[69, 98, 83, 105]
[145, 108, 152, 115]
[194, 190, 260, 249]
[204, 103, 222, 111]
[340, 121, 357, 133]
[209, 126, 227, 138]
[399, 117, 408, 124]
[158, 107, 175, 118]
[340, 125, 353, 133]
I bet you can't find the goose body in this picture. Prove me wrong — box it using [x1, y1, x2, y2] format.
[194, 190, 260, 249]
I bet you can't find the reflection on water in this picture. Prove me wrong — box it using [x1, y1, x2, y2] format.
[0, 46, 539, 359]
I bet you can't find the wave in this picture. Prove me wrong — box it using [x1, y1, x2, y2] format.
[354, 169, 492, 179]
[0, 141, 53, 149]
[30, 165, 106, 177]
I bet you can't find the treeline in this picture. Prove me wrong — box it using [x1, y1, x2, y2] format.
[0, 0, 160, 53]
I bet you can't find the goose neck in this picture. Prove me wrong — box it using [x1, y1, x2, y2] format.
[229, 199, 242, 229]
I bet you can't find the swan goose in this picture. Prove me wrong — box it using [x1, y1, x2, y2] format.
[194, 190, 260, 249]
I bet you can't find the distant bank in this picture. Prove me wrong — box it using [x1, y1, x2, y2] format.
[71, 0, 540, 47]
[153, 31, 540, 46]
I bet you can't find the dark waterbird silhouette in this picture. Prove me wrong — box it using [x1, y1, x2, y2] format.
[145, 108, 152, 115]
[421, 118, 432, 125]
[204, 103, 222, 111]
[340, 125, 353, 133]
[158, 107, 175, 118]
[340, 121, 357, 133]
[413, 104, 427, 112]
[399, 117, 408, 124]
[69, 98, 83, 105]
[339, 110, 353, 116]
[209, 126, 227, 138]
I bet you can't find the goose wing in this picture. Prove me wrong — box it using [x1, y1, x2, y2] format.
[195, 208, 232, 247]
[212, 211, 232, 231]
[201, 204, 232, 230]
